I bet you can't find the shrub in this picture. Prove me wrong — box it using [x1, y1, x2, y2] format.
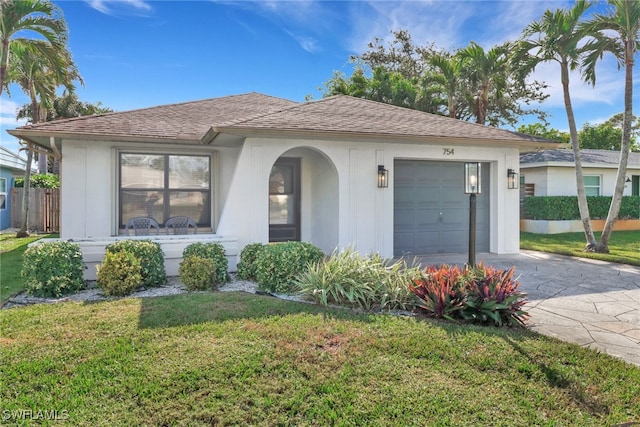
[105, 240, 166, 287]
[523, 196, 640, 220]
[96, 251, 143, 296]
[408, 263, 529, 327]
[15, 173, 60, 189]
[22, 241, 85, 298]
[179, 256, 218, 291]
[254, 241, 324, 293]
[236, 243, 265, 280]
[182, 242, 228, 284]
[295, 248, 421, 311]
[408, 265, 466, 321]
[462, 263, 529, 327]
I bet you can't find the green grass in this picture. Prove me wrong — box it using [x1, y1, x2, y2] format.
[520, 230, 640, 266]
[0, 233, 57, 304]
[2, 292, 639, 426]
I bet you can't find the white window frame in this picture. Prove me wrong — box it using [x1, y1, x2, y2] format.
[118, 152, 212, 230]
[0, 177, 7, 210]
[583, 175, 601, 196]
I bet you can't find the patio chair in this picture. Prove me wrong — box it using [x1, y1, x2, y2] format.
[125, 216, 160, 236]
[165, 216, 198, 235]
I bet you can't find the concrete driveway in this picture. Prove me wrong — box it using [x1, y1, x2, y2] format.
[414, 250, 640, 367]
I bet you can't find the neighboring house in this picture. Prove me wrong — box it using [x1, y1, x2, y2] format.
[8, 93, 558, 277]
[520, 149, 640, 197]
[0, 146, 30, 230]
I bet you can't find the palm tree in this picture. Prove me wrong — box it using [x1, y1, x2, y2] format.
[512, 0, 597, 250]
[0, 0, 68, 94]
[457, 42, 509, 125]
[426, 53, 464, 119]
[581, 0, 640, 252]
[7, 40, 81, 237]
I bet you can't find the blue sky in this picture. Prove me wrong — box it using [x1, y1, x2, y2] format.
[1, 0, 636, 155]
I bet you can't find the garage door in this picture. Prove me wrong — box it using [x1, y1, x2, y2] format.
[394, 160, 490, 256]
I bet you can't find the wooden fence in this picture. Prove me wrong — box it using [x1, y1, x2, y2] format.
[10, 188, 60, 232]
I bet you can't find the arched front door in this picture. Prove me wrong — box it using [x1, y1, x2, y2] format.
[269, 157, 301, 242]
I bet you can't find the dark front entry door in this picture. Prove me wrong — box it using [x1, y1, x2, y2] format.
[269, 158, 301, 242]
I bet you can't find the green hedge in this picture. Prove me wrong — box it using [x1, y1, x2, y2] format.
[523, 196, 640, 220]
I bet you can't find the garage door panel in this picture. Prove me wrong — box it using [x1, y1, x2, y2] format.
[394, 209, 415, 228]
[394, 187, 416, 204]
[394, 160, 490, 256]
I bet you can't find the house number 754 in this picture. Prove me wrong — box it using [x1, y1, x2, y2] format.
[443, 148, 455, 155]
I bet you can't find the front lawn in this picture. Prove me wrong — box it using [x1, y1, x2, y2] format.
[2, 293, 639, 426]
[520, 230, 640, 266]
[0, 233, 57, 304]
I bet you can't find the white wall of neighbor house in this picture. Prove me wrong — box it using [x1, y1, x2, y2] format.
[216, 136, 522, 257]
[522, 165, 640, 196]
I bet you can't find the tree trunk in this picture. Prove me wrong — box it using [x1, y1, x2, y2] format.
[0, 38, 9, 96]
[16, 146, 33, 238]
[17, 91, 42, 237]
[596, 40, 634, 253]
[561, 61, 596, 249]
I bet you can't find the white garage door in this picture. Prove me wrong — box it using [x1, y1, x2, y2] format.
[394, 160, 490, 256]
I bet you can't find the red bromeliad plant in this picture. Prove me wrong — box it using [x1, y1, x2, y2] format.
[462, 263, 529, 327]
[408, 262, 529, 327]
[408, 265, 466, 321]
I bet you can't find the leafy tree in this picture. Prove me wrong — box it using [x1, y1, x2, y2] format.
[581, 0, 640, 252]
[1, 0, 78, 238]
[17, 92, 113, 122]
[517, 123, 570, 144]
[0, 0, 67, 94]
[513, 0, 597, 250]
[579, 122, 624, 151]
[457, 42, 509, 125]
[323, 30, 548, 126]
[425, 52, 465, 119]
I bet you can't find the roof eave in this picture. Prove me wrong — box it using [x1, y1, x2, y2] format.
[7, 129, 203, 148]
[209, 126, 561, 151]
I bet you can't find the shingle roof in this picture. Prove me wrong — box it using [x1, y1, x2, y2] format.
[521, 149, 640, 166]
[9, 92, 557, 148]
[213, 95, 553, 144]
[10, 93, 297, 141]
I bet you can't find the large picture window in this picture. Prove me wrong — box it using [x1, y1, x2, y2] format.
[119, 153, 211, 229]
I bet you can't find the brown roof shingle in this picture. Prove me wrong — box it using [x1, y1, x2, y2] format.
[218, 95, 552, 144]
[9, 92, 557, 148]
[11, 92, 297, 141]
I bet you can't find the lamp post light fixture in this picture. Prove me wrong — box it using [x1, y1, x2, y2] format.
[464, 162, 481, 266]
[377, 165, 389, 188]
[507, 168, 519, 189]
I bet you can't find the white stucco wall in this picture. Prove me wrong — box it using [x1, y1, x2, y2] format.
[59, 135, 522, 263]
[522, 165, 640, 196]
[216, 136, 522, 257]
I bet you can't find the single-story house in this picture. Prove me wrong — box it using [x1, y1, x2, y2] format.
[7, 93, 558, 278]
[520, 149, 640, 197]
[0, 145, 30, 230]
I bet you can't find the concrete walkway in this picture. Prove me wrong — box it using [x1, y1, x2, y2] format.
[414, 250, 640, 367]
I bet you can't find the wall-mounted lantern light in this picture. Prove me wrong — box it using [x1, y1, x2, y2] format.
[464, 162, 481, 194]
[626, 176, 632, 183]
[378, 165, 389, 188]
[507, 168, 519, 189]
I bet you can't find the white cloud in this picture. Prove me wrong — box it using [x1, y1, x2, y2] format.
[343, 1, 570, 54]
[85, 0, 153, 16]
[285, 30, 318, 53]
[0, 98, 21, 116]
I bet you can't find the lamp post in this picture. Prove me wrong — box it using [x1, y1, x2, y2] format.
[464, 162, 481, 266]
